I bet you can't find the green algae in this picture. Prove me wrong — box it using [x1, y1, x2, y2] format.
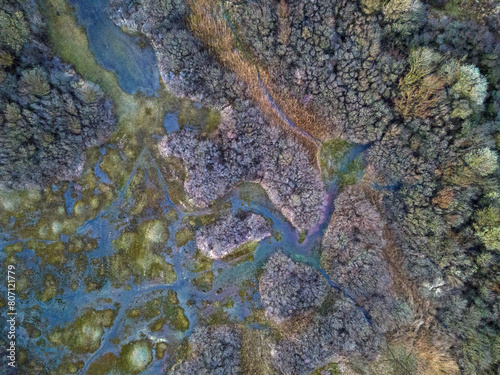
[298, 230, 307, 244]
[338, 155, 365, 188]
[54, 360, 85, 374]
[86, 352, 118, 375]
[24, 323, 41, 339]
[118, 339, 153, 374]
[16, 272, 31, 299]
[171, 307, 190, 331]
[44, 0, 135, 118]
[223, 240, 258, 263]
[175, 226, 195, 247]
[149, 317, 167, 332]
[311, 362, 342, 375]
[38, 274, 58, 302]
[188, 249, 214, 273]
[192, 271, 214, 292]
[68, 236, 97, 253]
[155, 342, 169, 360]
[126, 290, 189, 333]
[112, 220, 175, 286]
[26, 240, 66, 266]
[48, 308, 118, 354]
[239, 182, 272, 206]
[320, 139, 352, 182]
[99, 148, 128, 187]
[176, 99, 221, 134]
[200, 304, 233, 326]
[320, 139, 365, 188]
[3, 242, 22, 264]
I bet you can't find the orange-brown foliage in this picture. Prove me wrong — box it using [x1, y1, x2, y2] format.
[396, 74, 446, 119]
[432, 188, 454, 209]
[185, 0, 339, 165]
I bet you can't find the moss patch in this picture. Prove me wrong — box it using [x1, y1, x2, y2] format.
[126, 290, 189, 333]
[48, 308, 117, 354]
[118, 339, 153, 375]
[192, 271, 214, 292]
[175, 226, 195, 247]
[311, 362, 342, 375]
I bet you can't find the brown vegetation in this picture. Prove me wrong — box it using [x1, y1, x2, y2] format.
[396, 74, 445, 119]
[357, 182, 459, 374]
[432, 188, 454, 209]
[185, 0, 338, 163]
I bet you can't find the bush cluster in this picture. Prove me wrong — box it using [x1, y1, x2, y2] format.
[159, 103, 327, 230]
[259, 251, 329, 322]
[0, 1, 116, 189]
[196, 210, 271, 259]
[169, 326, 242, 375]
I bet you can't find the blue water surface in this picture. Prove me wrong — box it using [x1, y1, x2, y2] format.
[69, 0, 160, 96]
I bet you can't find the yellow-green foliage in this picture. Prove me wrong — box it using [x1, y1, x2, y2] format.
[312, 362, 342, 375]
[396, 48, 446, 118]
[402, 48, 443, 87]
[240, 328, 274, 374]
[18, 67, 51, 97]
[474, 206, 500, 251]
[451, 65, 488, 108]
[74, 81, 101, 104]
[464, 148, 498, 176]
[383, 0, 423, 20]
[0, 10, 29, 52]
[0, 50, 13, 67]
[359, 344, 418, 374]
[361, 0, 384, 14]
[3, 103, 20, 122]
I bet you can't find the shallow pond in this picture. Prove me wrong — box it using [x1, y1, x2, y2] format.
[68, 0, 160, 96]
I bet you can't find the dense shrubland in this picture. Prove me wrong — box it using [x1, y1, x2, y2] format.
[0, 0, 116, 189]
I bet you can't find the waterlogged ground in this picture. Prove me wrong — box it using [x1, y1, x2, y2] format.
[0, 1, 367, 373]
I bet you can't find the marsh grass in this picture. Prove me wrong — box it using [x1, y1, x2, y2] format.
[44, 0, 134, 116]
[186, 0, 337, 165]
[240, 327, 275, 374]
[359, 185, 460, 375]
[223, 240, 258, 264]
